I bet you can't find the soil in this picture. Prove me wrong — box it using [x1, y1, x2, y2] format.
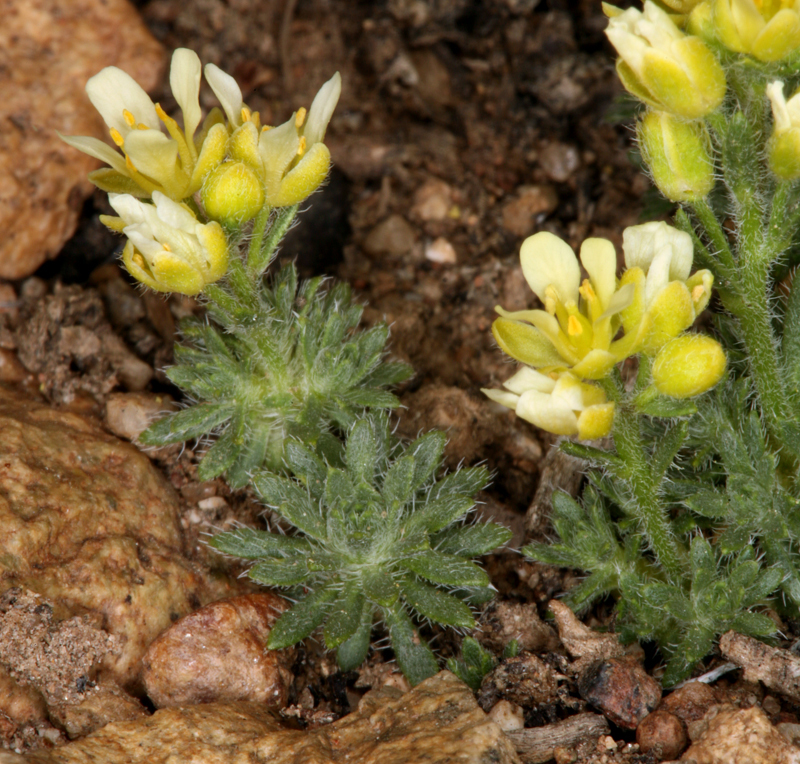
[8, 0, 798, 761]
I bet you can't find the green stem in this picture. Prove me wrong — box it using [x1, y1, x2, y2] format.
[246, 205, 272, 275]
[248, 204, 299, 277]
[603, 373, 687, 578]
[690, 199, 737, 278]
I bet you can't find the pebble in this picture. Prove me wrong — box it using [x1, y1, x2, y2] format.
[488, 700, 525, 732]
[478, 652, 559, 710]
[501, 185, 559, 237]
[539, 142, 581, 183]
[683, 704, 800, 764]
[363, 214, 417, 257]
[142, 593, 294, 709]
[21, 672, 522, 764]
[0, 348, 27, 383]
[577, 658, 661, 729]
[412, 179, 454, 222]
[425, 237, 457, 264]
[661, 680, 717, 724]
[636, 709, 687, 759]
[476, 601, 560, 655]
[0, 0, 165, 279]
[105, 392, 176, 442]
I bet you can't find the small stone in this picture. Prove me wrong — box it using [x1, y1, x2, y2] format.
[478, 652, 559, 711]
[539, 142, 581, 183]
[425, 237, 457, 264]
[549, 600, 625, 673]
[105, 393, 176, 442]
[99, 331, 153, 392]
[363, 215, 417, 257]
[476, 601, 559, 655]
[412, 179, 453, 222]
[501, 186, 559, 237]
[661, 681, 717, 725]
[636, 709, 687, 759]
[578, 658, 661, 729]
[683, 704, 800, 764]
[0, 349, 27, 383]
[488, 700, 525, 732]
[142, 593, 294, 709]
[0, 0, 165, 279]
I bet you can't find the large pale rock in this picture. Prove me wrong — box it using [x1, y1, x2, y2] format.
[0, 386, 239, 692]
[0, 0, 166, 279]
[24, 672, 523, 764]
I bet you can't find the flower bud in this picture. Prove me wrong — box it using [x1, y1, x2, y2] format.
[638, 111, 714, 202]
[605, 1, 726, 119]
[712, 0, 800, 62]
[201, 161, 265, 226]
[767, 81, 800, 181]
[652, 334, 726, 398]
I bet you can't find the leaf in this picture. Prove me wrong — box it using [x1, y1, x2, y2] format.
[636, 396, 698, 418]
[139, 403, 233, 446]
[383, 455, 416, 511]
[384, 605, 439, 686]
[409, 432, 446, 490]
[249, 557, 309, 586]
[401, 551, 489, 587]
[431, 467, 489, 500]
[400, 577, 475, 628]
[406, 495, 475, 534]
[324, 582, 366, 649]
[362, 568, 400, 607]
[267, 586, 337, 649]
[285, 441, 328, 495]
[252, 473, 326, 540]
[345, 419, 377, 486]
[208, 528, 310, 559]
[325, 467, 355, 510]
[431, 522, 512, 557]
[198, 421, 243, 481]
[336, 603, 374, 672]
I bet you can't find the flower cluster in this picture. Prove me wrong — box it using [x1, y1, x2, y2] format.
[62, 48, 341, 294]
[483, 222, 722, 439]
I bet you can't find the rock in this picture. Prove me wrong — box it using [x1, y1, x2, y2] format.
[425, 237, 457, 264]
[501, 186, 559, 237]
[0, 0, 166, 279]
[478, 653, 559, 711]
[363, 215, 417, 257]
[637, 709, 687, 759]
[661, 681, 717, 725]
[506, 714, 610, 764]
[23, 672, 523, 764]
[548, 600, 626, 673]
[683, 704, 800, 764]
[49, 681, 147, 740]
[488, 700, 525, 732]
[720, 630, 800, 703]
[105, 392, 176, 442]
[411, 179, 454, 222]
[0, 349, 27, 383]
[539, 142, 581, 183]
[142, 593, 294, 709]
[577, 658, 661, 730]
[475, 601, 560, 655]
[0, 385, 239, 693]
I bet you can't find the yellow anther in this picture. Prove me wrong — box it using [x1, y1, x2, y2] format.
[137, 123, 149, 130]
[262, 125, 272, 132]
[133, 252, 146, 267]
[109, 128, 125, 147]
[544, 295, 557, 315]
[295, 107, 307, 128]
[162, 242, 171, 252]
[123, 109, 136, 127]
[297, 136, 307, 156]
[155, 103, 170, 121]
[125, 155, 137, 173]
[579, 279, 597, 302]
[692, 284, 707, 301]
[241, 106, 252, 123]
[568, 315, 583, 336]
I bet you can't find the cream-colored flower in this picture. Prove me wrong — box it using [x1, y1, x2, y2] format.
[618, 222, 713, 354]
[605, 1, 726, 119]
[483, 367, 615, 440]
[222, 72, 342, 208]
[61, 49, 228, 201]
[712, 0, 800, 62]
[767, 80, 800, 180]
[491, 232, 635, 380]
[104, 192, 228, 295]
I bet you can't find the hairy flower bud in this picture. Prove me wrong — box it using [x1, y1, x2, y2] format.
[638, 111, 715, 202]
[201, 161, 265, 226]
[652, 334, 727, 398]
[767, 81, 800, 180]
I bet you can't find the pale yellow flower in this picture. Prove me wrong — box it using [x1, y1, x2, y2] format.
[767, 80, 800, 180]
[712, 0, 800, 61]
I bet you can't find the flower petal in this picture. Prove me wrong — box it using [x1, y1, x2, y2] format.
[303, 72, 342, 146]
[123, 130, 181, 189]
[580, 237, 617, 309]
[503, 366, 557, 395]
[516, 389, 579, 435]
[492, 318, 567, 368]
[170, 49, 203, 140]
[205, 63, 244, 128]
[520, 232, 581, 305]
[482, 388, 521, 410]
[86, 67, 159, 135]
[577, 403, 615, 439]
[58, 134, 128, 175]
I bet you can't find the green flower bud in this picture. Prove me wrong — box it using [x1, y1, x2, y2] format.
[201, 161, 265, 226]
[638, 111, 714, 202]
[652, 334, 726, 398]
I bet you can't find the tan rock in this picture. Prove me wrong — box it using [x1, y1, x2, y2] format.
[0, 0, 166, 279]
[501, 186, 559, 238]
[105, 392, 176, 442]
[142, 593, 294, 709]
[636, 709, 687, 759]
[0, 386, 240, 692]
[363, 214, 416, 257]
[683, 705, 800, 763]
[478, 653, 559, 711]
[411, 179, 453, 222]
[36, 672, 523, 764]
[475, 600, 560, 655]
